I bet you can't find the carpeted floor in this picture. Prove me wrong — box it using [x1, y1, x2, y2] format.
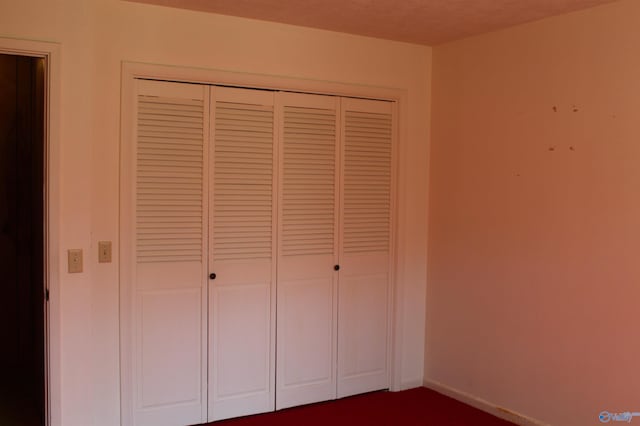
[208, 387, 516, 426]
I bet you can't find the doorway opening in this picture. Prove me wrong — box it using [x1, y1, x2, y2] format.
[0, 53, 46, 426]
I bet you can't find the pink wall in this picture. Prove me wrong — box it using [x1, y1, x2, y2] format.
[426, 1, 640, 425]
[0, 1, 431, 425]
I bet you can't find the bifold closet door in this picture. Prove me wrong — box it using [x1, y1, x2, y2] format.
[128, 79, 209, 426]
[276, 93, 340, 409]
[124, 81, 395, 426]
[337, 98, 394, 398]
[208, 87, 277, 421]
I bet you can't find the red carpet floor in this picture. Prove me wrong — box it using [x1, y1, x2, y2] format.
[209, 387, 516, 426]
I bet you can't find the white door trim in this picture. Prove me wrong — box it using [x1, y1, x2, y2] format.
[0, 36, 62, 426]
[120, 61, 407, 398]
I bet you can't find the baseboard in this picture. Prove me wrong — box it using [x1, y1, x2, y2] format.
[400, 378, 424, 390]
[423, 379, 550, 426]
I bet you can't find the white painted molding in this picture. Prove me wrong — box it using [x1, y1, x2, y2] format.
[0, 36, 62, 426]
[423, 380, 550, 426]
[122, 61, 404, 102]
[120, 60, 410, 407]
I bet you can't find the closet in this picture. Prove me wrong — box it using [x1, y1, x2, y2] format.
[121, 78, 395, 426]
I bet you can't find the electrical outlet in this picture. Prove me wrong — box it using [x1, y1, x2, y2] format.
[98, 241, 112, 263]
[68, 249, 83, 273]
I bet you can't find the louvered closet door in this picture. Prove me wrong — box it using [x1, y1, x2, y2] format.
[208, 87, 276, 421]
[337, 98, 394, 398]
[276, 93, 340, 409]
[132, 80, 208, 426]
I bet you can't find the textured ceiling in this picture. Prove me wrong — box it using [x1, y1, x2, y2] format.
[129, 0, 619, 45]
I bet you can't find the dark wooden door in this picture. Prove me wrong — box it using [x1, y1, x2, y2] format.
[0, 53, 45, 426]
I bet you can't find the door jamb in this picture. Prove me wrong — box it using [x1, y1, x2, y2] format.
[0, 37, 62, 426]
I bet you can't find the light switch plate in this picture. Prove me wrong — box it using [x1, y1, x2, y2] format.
[68, 249, 83, 273]
[98, 241, 112, 263]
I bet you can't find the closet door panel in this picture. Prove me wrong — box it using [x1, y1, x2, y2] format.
[209, 87, 276, 421]
[210, 274, 270, 418]
[337, 98, 394, 398]
[276, 256, 335, 409]
[276, 93, 339, 409]
[130, 79, 209, 426]
[336, 254, 389, 397]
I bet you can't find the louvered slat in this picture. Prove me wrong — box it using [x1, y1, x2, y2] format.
[213, 102, 274, 261]
[281, 106, 336, 257]
[343, 110, 392, 254]
[136, 95, 204, 263]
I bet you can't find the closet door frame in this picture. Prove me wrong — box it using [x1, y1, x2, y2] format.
[120, 63, 405, 425]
